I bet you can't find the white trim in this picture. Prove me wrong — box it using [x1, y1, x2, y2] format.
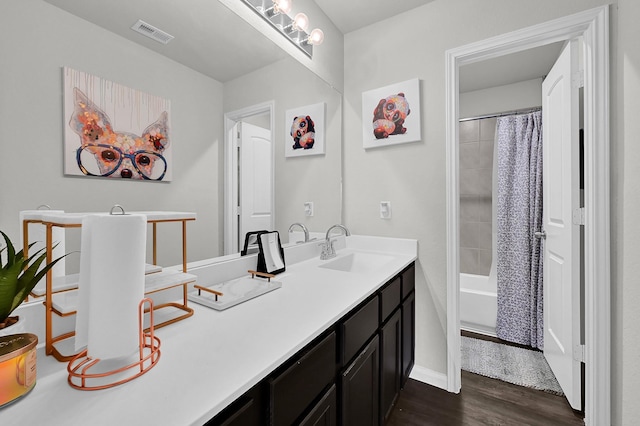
[445, 6, 610, 425]
[223, 101, 276, 255]
[409, 365, 448, 391]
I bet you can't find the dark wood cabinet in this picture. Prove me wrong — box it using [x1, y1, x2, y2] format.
[341, 335, 380, 426]
[206, 262, 416, 426]
[299, 384, 337, 426]
[380, 309, 402, 423]
[269, 332, 336, 426]
[341, 297, 379, 365]
[401, 291, 416, 386]
[401, 264, 415, 300]
[204, 383, 265, 426]
[379, 276, 401, 323]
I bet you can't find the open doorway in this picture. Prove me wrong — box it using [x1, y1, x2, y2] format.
[445, 6, 610, 425]
[223, 101, 275, 254]
[457, 39, 585, 411]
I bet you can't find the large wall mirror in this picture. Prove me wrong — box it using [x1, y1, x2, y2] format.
[33, 0, 343, 258]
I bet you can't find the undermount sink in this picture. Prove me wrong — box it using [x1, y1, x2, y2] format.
[318, 252, 395, 274]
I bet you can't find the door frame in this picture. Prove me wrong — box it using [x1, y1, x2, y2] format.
[445, 6, 610, 425]
[223, 101, 275, 255]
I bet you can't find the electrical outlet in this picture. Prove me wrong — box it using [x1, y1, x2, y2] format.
[304, 202, 314, 217]
[380, 201, 391, 219]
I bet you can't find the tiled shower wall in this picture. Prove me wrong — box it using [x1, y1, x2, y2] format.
[459, 117, 496, 275]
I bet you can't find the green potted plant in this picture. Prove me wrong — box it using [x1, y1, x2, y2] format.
[0, 230, 65, 332]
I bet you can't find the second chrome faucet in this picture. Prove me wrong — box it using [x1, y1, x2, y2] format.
[320, 224, 350, 260]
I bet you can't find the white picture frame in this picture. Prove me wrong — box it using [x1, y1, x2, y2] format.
[362, 78, 421, 149]
[284, 102, 325, 157]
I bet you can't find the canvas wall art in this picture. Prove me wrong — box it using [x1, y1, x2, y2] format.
[284, 102, 325, 157]
[362, 78, 421, 149]
[63, 67, 172, 181]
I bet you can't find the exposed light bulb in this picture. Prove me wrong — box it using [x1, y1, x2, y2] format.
[307, 28, 324, 46]
[292, 12, 309, 32]
[273, 0, 292, 15]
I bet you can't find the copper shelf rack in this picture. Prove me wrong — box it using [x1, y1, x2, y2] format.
[67, 298, 161, 390]
[21, 210, 197, 362]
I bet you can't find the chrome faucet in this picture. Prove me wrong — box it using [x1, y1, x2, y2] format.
[288, 222, 309, 243]
[320, 224, 351, 260]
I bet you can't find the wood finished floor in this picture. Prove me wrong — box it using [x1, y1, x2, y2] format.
[386, 374, 584, 426]
[387, 332, 584, 426]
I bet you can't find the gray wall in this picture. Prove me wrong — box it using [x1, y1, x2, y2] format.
[2, 0, 640, 423]
[0, 0, 223, 267]
[343, 1, 640, 424]
[617, 0, 640, 422]
[223, 57, 343, 239]
[458, 117, 495, 275]
[458, 78, 543, 275]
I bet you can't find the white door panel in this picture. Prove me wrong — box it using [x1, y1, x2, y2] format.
[239, 122, 273, 248]
[542, 39, 582, 410]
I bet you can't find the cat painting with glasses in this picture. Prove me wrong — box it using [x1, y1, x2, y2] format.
[70, 87, 169, 180]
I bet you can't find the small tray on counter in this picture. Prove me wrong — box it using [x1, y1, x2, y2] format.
[187, 270, 281, 311]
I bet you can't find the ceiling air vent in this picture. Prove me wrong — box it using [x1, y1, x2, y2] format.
[131, 19, 174, 45]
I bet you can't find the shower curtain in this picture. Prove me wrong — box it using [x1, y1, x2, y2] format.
[495, 110, 544, 349]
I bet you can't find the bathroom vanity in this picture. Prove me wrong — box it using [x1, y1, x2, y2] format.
[0, 235, 416, 426]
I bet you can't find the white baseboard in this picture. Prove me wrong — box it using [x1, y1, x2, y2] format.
[408, 365, 449, 391]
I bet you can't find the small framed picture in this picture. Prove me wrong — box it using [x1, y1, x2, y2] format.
[285, 102, 325, 157]
[362, 78, 421, 149]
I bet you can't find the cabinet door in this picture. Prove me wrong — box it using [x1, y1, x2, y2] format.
[341, 297, 379, 365]
[401, 263, 415, 300]
[269, 332, 336, 426]
[341, 335, 380, 426]
[299, 384, 337, 426]
[380, 276, 401, 323]
[380, 310, 402, 423]
[401, 292, 416, 386]
[205, 383, 265, 426]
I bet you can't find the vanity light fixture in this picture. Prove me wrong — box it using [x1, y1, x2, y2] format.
[241, 0, 323, 58]
[271, 0, 292, 15]
[289, 12, 309, 33]
[306, 28, 324, 46]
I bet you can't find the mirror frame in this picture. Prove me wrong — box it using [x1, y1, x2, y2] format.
[224, 101, 276, 255]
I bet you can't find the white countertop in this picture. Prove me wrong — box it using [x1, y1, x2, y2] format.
[1, 236, 416, 426]
[20, 210, 196, 224]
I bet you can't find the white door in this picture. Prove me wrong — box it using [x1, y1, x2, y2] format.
[541, 39, 582, 410]
[238, 122, 273, 250]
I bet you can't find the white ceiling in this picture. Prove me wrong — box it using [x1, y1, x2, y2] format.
[43, 0, 564, 91]
[314, 0, 432, 34]
[459, 42, 565, 93]
[44, 0, 289, 82]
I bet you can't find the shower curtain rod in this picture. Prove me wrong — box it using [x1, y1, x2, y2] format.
[459, 106, 542, 122]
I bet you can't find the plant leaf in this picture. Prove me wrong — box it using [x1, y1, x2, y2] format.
[0, 229, 68, 321]
[0, 270, 18, 320]
[12, 253, 68, 314]
[0, 231, 16, 269]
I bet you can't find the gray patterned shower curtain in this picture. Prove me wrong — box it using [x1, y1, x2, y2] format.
[495, 111, 544, 350]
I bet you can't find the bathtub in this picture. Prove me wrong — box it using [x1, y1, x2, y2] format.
[460, 273, 497, 337]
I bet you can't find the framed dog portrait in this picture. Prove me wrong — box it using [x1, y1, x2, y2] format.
[63, 67, 172, 181]
[362, 78, 421, 149]
[284, 102, 325, 157]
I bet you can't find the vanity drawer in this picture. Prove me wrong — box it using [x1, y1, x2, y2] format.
[402, 264, 415, 300]
[380, 276, 401, 323]
[269, 332, 336, 426]
[341, 297, 379, 364]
